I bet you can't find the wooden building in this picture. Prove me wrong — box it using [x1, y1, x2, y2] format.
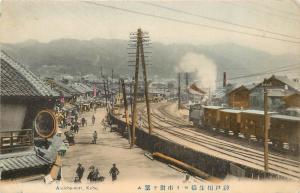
[0, 51, 59, 179]
[227, 84, 256, 109]
[283, 92, 300, 108]
[250, 75, 300, 112]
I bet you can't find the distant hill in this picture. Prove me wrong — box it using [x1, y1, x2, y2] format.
[2, 38, 299, 84]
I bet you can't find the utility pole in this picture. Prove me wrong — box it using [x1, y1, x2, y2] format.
[128, 28, 152, 147]
[130, 80, 133, 117]
[140, 31, 152, 135]
[131, 31, 140, 147]
[111, 69, 114, 106]
[178, 73, 181, 109]
[263, 79, 270, 173]
[103, 77, 108, 107]
[121, 79, 131, 144]
[185, 72, 189, 103]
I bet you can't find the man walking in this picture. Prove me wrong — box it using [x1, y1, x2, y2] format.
[92, 115, 96, 125]
[81, 117, 85, 127]
[92, 131, 98, 144]
[109, 163, 120, 181]
[75, 163, 85, 182]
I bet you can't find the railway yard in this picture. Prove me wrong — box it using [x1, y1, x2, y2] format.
[116, 101, 300, 181]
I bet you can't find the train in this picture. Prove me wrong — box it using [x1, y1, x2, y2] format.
[189, 105, 300, 153]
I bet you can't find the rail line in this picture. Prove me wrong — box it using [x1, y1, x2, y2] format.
[155, 104, 300, 166]
[136, 102, 300, 180]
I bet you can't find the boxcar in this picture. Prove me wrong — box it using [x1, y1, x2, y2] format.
[202, 106, 225, 129]
[219, 109, 243, 136]
[240, 110, 277, 140]
[270, 114, 300, 152]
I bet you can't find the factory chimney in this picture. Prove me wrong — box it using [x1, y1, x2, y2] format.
[223, 72, 227, 87]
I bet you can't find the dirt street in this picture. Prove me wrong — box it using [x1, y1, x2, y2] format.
[61, 108, 185, 183]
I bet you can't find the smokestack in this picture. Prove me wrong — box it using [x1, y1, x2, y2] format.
[223, 72, 227, 87]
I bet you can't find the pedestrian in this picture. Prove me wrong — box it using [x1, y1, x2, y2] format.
[74, 122, 79, 133]
[70, 124, 75, 133]
[75, 114, 78, 122]
[92, 131, 98, 144]
[87, 166, 95, 182]
[93, 168, 100, 181]
[75, 163, 85, 182]
[138, 112, 142, 128]
[109, 163, 120, 181]
[92, 115, 96, 125]
[81, 117, 85, 127]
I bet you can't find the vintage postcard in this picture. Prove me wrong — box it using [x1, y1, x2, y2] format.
[0, 0, 299, 193]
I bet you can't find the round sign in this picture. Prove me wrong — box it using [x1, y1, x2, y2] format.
[34, 110, 57, 138]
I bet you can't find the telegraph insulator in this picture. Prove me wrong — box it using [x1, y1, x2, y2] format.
[34, 110, 57, 138]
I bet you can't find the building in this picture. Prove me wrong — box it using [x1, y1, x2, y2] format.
[0, 51, 59, 179]
[283, 92, 300, 108]
[227, 84, 256, 109]
[249, 75, 300, 112]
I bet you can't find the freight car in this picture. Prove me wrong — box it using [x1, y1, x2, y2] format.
[202, 106, 226, 129]
[219, 109, 243, 136]
[189, 105, 300, 153]
[270, 114, 300, 152]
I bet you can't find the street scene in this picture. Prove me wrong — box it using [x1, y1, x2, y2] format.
[0, 1, 300, 193]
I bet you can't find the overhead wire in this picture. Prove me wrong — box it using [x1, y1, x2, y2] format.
[248, 1, 300, 18]
[222, 1, 300, 23]
[216, 63, 300, 82]
[140, 2, 300, 40]
[82, 1, 300, 44]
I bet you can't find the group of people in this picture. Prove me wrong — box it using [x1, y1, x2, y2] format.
[70, 122, 79, 133]
[75, 163, 120, 182]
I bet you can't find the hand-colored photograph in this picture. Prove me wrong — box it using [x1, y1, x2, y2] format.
[0, 1, 299, 193]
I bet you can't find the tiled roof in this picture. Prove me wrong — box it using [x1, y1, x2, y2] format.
[70, 83, 86, 94]
[55, 81, 80, 95]
[70, 83, 93, 94]
[45, 80, 79, 97]
[0, 150, 50, 172]
[272, 75, 300, 92]
[1, 51, 59, 97]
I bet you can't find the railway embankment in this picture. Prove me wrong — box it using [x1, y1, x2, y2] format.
[109, 112, 289, 181]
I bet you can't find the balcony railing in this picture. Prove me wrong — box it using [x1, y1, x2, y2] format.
[0, 129, 33, 152]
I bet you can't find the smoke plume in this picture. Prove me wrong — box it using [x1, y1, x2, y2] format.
[176, 52, 217, 91]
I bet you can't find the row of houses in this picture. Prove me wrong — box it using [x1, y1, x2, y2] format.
[0, 51, 101, 180]
[0, 51, 61, 179]
[226, 75, 300, 115]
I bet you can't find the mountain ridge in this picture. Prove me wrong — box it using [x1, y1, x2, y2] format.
[2, 38, 299, 83]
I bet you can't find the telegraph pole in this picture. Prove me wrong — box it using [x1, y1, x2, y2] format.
[128, 28, 152, 147]
[103, 77, 108, 107]
[185, 72, 189, 103]
[121, 79, 131, 144]
[131, 30, 140, 147]
[111, 69, 114, 106]
[140, 31, 152, 135]
[263, 79, 270, 173]
[178, 73, 181, 109]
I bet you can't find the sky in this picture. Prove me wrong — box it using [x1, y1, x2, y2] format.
[0, 0, 300, 55]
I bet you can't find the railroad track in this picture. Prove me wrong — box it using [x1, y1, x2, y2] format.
[155, 104, 300, 166]
[137, 102, 300, 180]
